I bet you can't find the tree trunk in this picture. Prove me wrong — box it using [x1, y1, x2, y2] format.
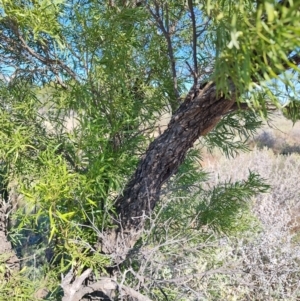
[101, 83, 236, 262]
[63, 83, 238, 301]
[0, 193, 19, 278]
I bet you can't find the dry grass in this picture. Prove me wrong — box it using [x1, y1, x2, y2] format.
[127, 142, 300, 300]
[249, 112, 300, 155]
[198, 113, 300, 299]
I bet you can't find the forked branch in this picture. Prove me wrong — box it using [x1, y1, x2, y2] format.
[147, 2, 179, 101]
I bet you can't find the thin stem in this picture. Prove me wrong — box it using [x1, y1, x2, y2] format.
[147, 2, 179, 101]
[188, 0, 198, 85]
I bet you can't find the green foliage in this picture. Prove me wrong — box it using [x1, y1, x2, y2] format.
[155, 155, 267, 238]
[0, 0, 299, 299]
[204, 110, 263, 157]
[0, 257, 57, 301]
[282, 100, 300, 124]
[0, 0, 63, 35]
[198, 172, 269, 233]
[206, 0, 300, 117]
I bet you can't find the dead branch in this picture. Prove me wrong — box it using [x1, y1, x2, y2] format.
[61, 268, 154, 301]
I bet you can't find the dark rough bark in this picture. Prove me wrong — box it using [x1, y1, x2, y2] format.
[101, 83, 237, 262]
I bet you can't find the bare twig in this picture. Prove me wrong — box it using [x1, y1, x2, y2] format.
[188, 0, 198, 85]
[147, 2, 179, 100]
[185, 60, 197, 80]
[196, 18, 211, 38]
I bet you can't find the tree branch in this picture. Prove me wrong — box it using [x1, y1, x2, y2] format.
[61, 268, 154, 301]
[147, 2, 179, 103]
[3, 18, 77, 87]
[284, 53, 300, 69]
[61, 268, 93, 301]
[188, 0, 198, 85]
[100, 82, 236, 261]
[100, 47, 300, 261]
